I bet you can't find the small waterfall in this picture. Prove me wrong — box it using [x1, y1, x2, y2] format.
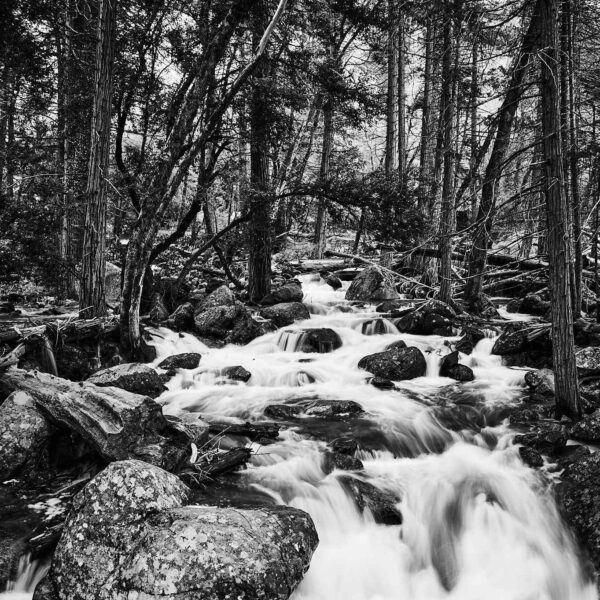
[360, 318, 399, 336]
[149, 274, 594, 600]
[277, 330, 308, 352]
[0, 555, 49, 600]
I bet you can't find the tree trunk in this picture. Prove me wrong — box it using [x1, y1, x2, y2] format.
[397, 12, 407, 184]
[247, 1, 273, 301]
[418, 15, 434, 214]
[463, 4, 540, 309]
[313, 95, 333, 259]
[80, 0, 117, 319]
[437, 4, 456, 304]
[539, 0, 580, 419]
[384, 0, 399, 175]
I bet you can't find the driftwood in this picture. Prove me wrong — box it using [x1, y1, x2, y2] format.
[0, 368, 190, 471]
[179, 447, 252, 486]
[208, 421, 280, 441]
[0, 316, 119, 345]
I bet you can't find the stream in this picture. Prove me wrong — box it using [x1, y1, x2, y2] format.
[2, 273, 597, 599]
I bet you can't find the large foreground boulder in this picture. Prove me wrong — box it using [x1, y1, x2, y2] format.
[260, 302, 310, 327]
[345, 266, 399, 302]
[87, 363, 166, 398]
[43, 460, 318, 600]
[358, 346, 426, 380]
[0, 391, 52, 481]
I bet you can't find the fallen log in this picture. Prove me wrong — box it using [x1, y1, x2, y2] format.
[207, 421, 280, 441]
[0, 368, 191, 471]
[179, 447, 252, 486]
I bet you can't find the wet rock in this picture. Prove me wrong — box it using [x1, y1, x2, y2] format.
[568, 410, 600, 443]
[46, 460, 318, 600]
[324, 274, 342, 290]
[580, 378, 600, 411]
[260, 302, 310, 327]
[0, 532, 27, 589]
[166, 302, 195, 331]
[55, 343, 93, 380]
[574, 319, 600, 347]
[87, 363, 166, 398]
[261, 281, 303, 305]
[552, 444, 591, 470]
[338, 475, 403, 525]
[518, 446, 544, 468]
[420, 299, 457, 320]
[0, 391, 52, 481]
[446, 364, 475, 382]
[287, 328, 343, 353]
[439, 351, 459, 376]
[518, 294, 550, 316]
[524, 368, 555, 402]
[265, 400, 363, 420]
[492, 330, 528, 355]
[164, 414, 209, 448]
[393, 311, 422, 334]
[385, 340, 407, 351]
[358, 346, 426, 380]
[0, 302, 16, 314]
[514, 422, 567, 454]
[197, 284, 235, 311]
[345, 266, 399, 302]
[322, 451, 363, 473]
[455, 327, 486, 355]
[376, 299, 410, 313]
[194, 303, 264, 345]
[221, 365, 251, 382]
[370, 376, 396, 390]
[157, 353, 202, 372]
[576, 346, 600, 375]
[329, 437, 358, 455]
[557, 452, 600, 573]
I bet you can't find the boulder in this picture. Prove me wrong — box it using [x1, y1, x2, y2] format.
[557, 452, 600, 573]
[385, 340, 407, 351]
[455, 326, 486, 355]
[420, 299, 456, 319]
[338, 476, 402, 525]
[518, 294, 550, 316]
[55, 343, 93, 380]
[439, 351, 474, 382]
[324, 274, 342, 290]
[194, 303, 263, 345]
[261, 282, 303, 306]
[221, 365, 252, 382]
[265, 400, 363, 420]
[524, 369, 555, 401]
[260, 302, 310, 327]
[157, 353, 202, 372]
[393, 312, 422, 334]
[358, 347, 426, 380]
[492, 330, 527, 355]
[283, 328, 342, 353]
[229, 310, 265, 345]
[369, 376, 396, 390]
[322, 452, 363, 473]
[197, 284, 235, 311]
[518, 446, 544, 468]
[514, 422, 567, 454]
[568, 410, 600, 443]
[87, 363, 166, 398]
[0, 391, 52, 481]
[419, 313, 453, 335]
[149, 292, 170, 324]
[345, 266, 399, 302]
[576, 346, 600, 375]
[166, 302, 195, 331]
[45, 460, 318, 600]
[329, 437, 358, 455]
[439, 351, 459, 376]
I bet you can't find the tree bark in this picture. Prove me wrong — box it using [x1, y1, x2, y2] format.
[247, 1, 273, 301]
[463, 5, 540, 309]
[539, 0, 580, 418]
[80, 0, 117, 318]
[384, 0, 399, 175]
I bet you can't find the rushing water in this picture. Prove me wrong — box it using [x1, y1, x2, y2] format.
[3, 274, 596, 599]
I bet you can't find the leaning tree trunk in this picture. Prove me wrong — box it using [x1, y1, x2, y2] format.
[313, 94, 333, 259]
[463, 3, 540, 309]
[80, 0, 117, 318]
[539, 0, 581, 419]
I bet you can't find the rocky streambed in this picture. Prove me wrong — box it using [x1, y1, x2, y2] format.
[1, 270, 600, 599]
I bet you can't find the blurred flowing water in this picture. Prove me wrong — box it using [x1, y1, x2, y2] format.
[3, 274, 595, 599]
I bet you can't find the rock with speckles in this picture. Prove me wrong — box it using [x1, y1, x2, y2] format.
[86, 363, 166, 398]
[45, 459, 318, 600]
[0, 391, 52, 481]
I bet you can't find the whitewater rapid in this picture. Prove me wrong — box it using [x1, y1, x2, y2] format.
[146, 274, 596, 600]
[2, 273, 595, 599]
